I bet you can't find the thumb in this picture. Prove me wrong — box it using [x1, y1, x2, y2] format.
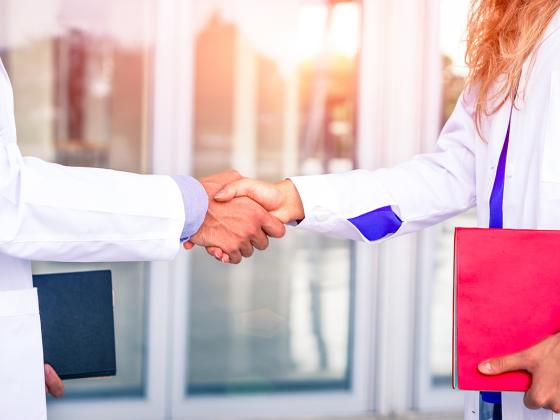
[214, 179, 262, 203]
[478, 350, 529, 375]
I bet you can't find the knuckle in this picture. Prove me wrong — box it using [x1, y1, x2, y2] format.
[248, 223, 259, 236]
[242, 227, 254, 239]
[254, 205, 267, 217]
[532, 393, 548, 408]
[252, 211, 265, 225]
[524, 353, 539, 371]
[493, 358, 505, 372]
[252, 237, 266, 250]
[260, 238, 269, 250]
[245, 221, 257, 235]
[224, 243, 238, 256]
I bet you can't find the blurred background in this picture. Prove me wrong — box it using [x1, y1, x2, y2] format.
[0, 0, 475, 418]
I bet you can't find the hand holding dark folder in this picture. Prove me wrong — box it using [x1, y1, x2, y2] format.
[33, 270, 117, 380]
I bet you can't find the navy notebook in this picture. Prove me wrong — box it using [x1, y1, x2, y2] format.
[33, 270, 117, 380]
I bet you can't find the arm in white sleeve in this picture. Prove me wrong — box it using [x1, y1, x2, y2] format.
[0, 142, 192, 262]
[289, 91, 477, 242]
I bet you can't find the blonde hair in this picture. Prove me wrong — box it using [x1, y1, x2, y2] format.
[465, 0, 560, 132]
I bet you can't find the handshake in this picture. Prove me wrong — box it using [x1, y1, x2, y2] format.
[184, 170, 305, 263]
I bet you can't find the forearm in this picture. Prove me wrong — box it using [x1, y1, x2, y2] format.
[288, 157, 474, 242]
[287, 93, 477, 242]
[0, 144, 185, 262]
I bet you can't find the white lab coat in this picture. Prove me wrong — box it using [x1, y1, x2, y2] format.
[0, 60, 184, 419]
[291, 11, 560, 420]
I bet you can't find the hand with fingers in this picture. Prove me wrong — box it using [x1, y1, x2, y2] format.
[184, 171, 286, 263]
[478, 333, 560, 412]
[184, 177, 304, 262]
[45, 364, 64, 398]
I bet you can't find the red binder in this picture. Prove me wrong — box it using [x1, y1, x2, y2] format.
[453, 228, 560, 392]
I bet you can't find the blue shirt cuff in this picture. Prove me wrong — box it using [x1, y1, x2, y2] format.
[347, 206, 402, 241]
[171, 176, 209, 242]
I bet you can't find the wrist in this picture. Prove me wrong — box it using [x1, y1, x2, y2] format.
[276, 179, 304, 222]
[171, 176, 209, 241]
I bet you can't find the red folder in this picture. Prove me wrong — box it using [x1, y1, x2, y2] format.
[453, 228, 560, 392]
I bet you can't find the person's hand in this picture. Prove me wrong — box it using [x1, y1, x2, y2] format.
[45, 364, 64, 398]
[186, 171, 286, 264]
[214, 178, 304, 224]
[478, 333, 560, 412]
[185, 178, 304, 262]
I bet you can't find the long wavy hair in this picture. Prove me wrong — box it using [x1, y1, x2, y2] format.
[465, 0, 560, 133]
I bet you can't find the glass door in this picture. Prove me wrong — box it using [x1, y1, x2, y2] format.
[171, 0, 374, 417]
[1, 0, 376, 418]
[0, 1, 168, 418]
[414, 0, 474, 411]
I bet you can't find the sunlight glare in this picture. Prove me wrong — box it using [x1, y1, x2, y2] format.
[297, 4, 328, 60]
[328, 2, 360, 58]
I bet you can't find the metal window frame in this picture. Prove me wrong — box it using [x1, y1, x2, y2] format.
[46, 0, 179, 418]
[413, 0, 466, 412]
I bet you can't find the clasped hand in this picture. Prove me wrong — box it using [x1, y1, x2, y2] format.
[184, 171, 303, 263]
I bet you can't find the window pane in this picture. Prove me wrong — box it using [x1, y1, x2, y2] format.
[429, 0, 474, 387]
[188, 0, 360, 395]
[0, 0, 155, 398]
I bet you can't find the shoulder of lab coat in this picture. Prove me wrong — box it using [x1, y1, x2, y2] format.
[289, 90, 477, 242]
[0, 142, 186, 262]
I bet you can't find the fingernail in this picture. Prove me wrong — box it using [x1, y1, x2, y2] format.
[214, 190, 226, 199]
[479, 361, 493, 373]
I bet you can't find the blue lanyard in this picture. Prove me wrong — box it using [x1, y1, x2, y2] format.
[488, 113, 512, 230]
[480, 109, 513, 414]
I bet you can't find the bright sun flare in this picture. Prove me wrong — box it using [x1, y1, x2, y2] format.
[297, 2, 360, 61]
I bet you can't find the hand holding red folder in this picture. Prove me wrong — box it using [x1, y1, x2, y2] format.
[478, 333, 560, 411]
[453, 228, 560, 411]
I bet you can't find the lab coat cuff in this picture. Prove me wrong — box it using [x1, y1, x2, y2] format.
[288, 173, 402, 242]
[171, 176, 209, 241]
[288, 175, 340, 231]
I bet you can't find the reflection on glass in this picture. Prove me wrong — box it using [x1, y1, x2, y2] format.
[0, 0, 155, 398]
[430, 0, 472, 387]
[189, 0, 360, 395]
[430, 212, 476, 386]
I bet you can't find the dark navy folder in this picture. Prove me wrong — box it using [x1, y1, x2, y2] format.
[33, 270, 117, 380]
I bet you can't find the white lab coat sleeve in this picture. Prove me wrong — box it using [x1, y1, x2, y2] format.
[0, 142, 186, 262]
[289, 90, 477, 242]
